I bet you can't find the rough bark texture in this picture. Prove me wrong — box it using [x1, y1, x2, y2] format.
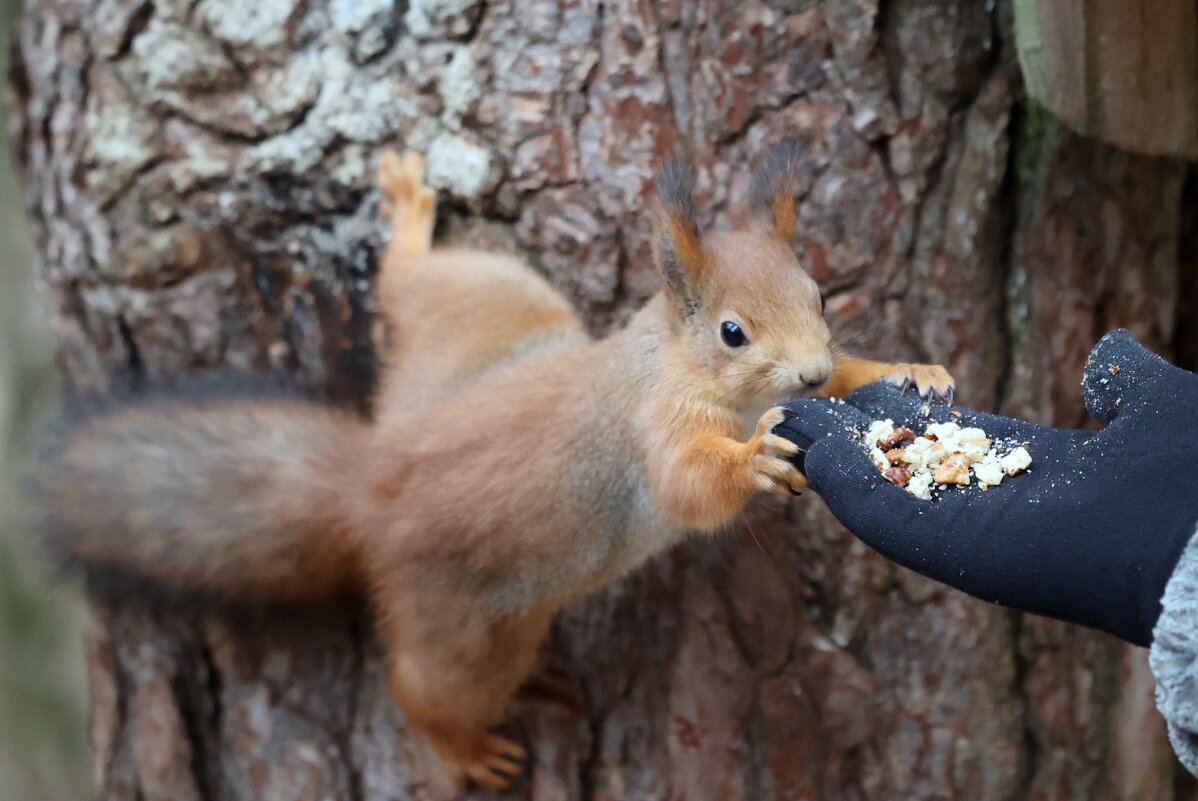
[9, 0, 1198, 799]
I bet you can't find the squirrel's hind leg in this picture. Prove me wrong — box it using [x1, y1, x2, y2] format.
[380, 596, 552, 790]
[378, 149, 436, 257]
[370, 147, 585, 419]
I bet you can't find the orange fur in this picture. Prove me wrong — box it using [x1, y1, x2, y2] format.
[662, 210, 710, 283]
[769, 189, 797, 242]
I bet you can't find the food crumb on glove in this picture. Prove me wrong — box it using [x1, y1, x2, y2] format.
[864, 419, 1032, 500]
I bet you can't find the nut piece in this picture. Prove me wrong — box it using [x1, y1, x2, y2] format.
[885, 449, 907, 465]
[866, 419, 896, 447]
[884, 466, 913, 486]
[906, 472, 934, 500]
[999, 446, 1032, 476]
[924, 422, 961, 442]
[1108, 365, 1120, 375]
[972, 459, 1003, 486]
[878, 426, 917, 451]
[934, 453, 971, 485]
[960, 437, 992, 461]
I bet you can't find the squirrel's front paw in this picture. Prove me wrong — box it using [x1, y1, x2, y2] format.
[748, 407, 807, 495]
[882, 363, 955, 402]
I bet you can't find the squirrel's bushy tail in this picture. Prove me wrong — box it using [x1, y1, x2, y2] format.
[34, 377, 369, 604]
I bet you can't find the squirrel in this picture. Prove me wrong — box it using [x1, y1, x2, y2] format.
[36, 141, 953, 789]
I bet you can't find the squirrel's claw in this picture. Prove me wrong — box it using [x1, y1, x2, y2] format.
[884, 363, 955, 403]
[484, 735, 527, 760]
[751, 407, 808, 495]
[461, 735, 527, 790]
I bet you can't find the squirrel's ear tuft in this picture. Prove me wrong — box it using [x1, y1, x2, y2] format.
[654, 158, 709, 317]
[750, 138, 805, 243]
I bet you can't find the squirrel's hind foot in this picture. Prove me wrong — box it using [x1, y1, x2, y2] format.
[456, 734, 527, 790]
[378, 149, 436, 255]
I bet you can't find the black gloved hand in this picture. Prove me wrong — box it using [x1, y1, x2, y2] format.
[775, 330, 1198, 646]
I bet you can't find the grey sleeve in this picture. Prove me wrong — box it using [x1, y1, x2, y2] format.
[1150, 524, 1198, 776]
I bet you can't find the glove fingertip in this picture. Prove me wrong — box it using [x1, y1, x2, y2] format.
[1082, 328, 1173, 425]
[801, 434, 867, 486]
[775, 397, 871, 450]
[802, 435, 917, 530]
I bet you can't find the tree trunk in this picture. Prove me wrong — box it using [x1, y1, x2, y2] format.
[9, 0, 1196, 799]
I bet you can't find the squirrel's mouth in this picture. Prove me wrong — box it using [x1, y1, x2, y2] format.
[778, 374, 826, 399]
[729, 365, 824, 407]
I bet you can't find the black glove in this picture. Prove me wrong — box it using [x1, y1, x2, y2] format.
[775, 330, 1198, 646]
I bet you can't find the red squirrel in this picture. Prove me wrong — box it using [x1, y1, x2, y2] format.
[38, 141, 953, 788]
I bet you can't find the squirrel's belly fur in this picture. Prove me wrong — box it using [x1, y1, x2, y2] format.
[351, 326, 682, 618]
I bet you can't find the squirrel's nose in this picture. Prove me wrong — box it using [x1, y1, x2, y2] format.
[799, 370, 829, 388]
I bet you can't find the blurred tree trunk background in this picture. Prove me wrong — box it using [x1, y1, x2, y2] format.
[0, 0, 88, 798]
[8, 0, 1198, 799]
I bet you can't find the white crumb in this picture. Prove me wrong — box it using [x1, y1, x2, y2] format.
[906, 471, 934, 500]
[999, 446, 1032, 476]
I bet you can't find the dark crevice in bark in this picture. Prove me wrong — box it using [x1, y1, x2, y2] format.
[199, 631, 225, 801]
[576, 699, 605, 801]
[6, 37, 32, 171]
[869, 134, 899, 192]
[174, 626, 221, 801]
[874, 0, 902, 120]
[341, 612, 369, 801]
[456, 0, 488, 44]
[992, 96, 1026, 412]
[108, 0, 155, 61]
[115, 314, 144, 377]
[1172, 166, 1198, 372]
[713, 88, 812, 150]
[98, 609, 135, 801]
[98, 154, 168, 212]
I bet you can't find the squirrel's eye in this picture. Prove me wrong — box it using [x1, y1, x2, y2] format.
[720, 321, 748, 348]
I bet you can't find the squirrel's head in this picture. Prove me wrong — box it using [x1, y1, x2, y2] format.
[652, 140, 833, 410]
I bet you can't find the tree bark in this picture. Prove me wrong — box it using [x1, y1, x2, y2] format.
[9, 0, 1197, 799]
